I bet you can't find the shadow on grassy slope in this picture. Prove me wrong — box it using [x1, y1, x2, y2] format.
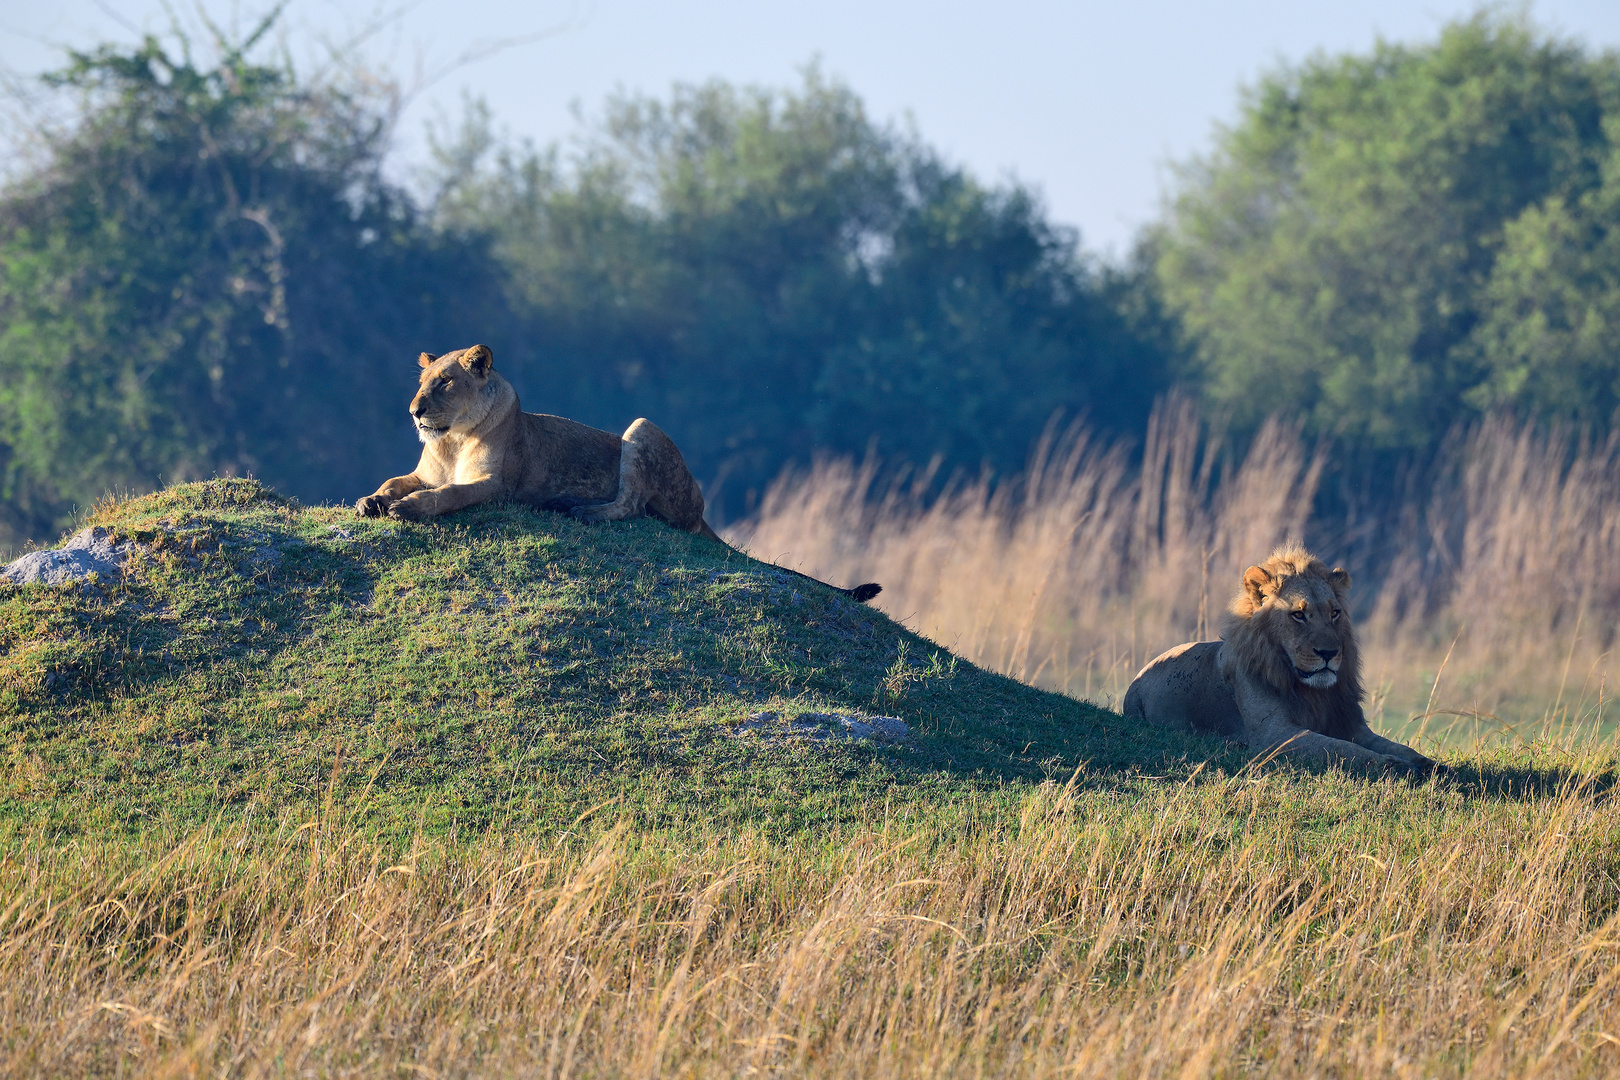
[0, 480, 1604, 839]
[1439, 753, 1620, 802]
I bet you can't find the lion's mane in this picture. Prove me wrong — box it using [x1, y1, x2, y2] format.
[1218, 545, 1364, 741]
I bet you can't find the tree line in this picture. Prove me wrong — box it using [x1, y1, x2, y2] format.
[1, 11, 1617, 548]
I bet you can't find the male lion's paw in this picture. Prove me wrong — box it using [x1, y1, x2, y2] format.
[568, 505, 605, 524]
[356, 494, 391, 517]
[1392, 755, 1450, 781]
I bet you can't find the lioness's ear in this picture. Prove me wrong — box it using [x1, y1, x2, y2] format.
[459, 344, 493, 378]
[1243, 565, 1273, 605]
[417, 352, 439, 368]
[1328, 567, 1351, 593]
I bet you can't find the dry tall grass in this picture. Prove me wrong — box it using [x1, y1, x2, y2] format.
[6, 768, 1620, 1078]
[732, 404, 1620, 746]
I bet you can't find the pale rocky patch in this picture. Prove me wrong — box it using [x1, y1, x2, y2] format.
[1, 527, 137, 586]
[738, 709, 910, 744]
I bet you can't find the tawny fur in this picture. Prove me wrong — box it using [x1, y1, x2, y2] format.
[355, 344, 882, 603]
[1217, 546, 1363, 741]
[1123, 544, 1440, 774]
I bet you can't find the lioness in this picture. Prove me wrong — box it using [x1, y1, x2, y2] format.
[1123, 546, 1441, 774]
[356, 344, 880, 601]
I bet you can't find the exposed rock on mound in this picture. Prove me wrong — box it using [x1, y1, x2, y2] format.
[738, 710, 911, 744]
[2, 527, 137, 586]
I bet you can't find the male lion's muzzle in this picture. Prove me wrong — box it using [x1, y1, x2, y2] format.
[1292, 646, 1341, 688]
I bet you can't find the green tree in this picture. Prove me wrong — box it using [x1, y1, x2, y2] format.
[0, 21, 501, 546]
[1469, 121, 1620, 422]
[432, 72, 1170, 510]
[1156, 13, 1620, 446]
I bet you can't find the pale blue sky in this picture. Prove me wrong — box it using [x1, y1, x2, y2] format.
[3, 1, 1619, 255]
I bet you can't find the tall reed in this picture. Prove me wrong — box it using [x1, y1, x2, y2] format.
[731, 404, 1620, 746]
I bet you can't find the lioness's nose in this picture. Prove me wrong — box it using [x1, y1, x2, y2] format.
[409, 397, 427, 418]
[1315, 648, 1338, 661]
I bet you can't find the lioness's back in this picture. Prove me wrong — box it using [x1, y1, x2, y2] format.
[511, 413, 624, 503]
[1122, 640, 1244, 738]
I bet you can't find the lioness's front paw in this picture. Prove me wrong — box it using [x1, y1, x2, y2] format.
[386, 498, 431, 522]
[356, 494, 391, 517]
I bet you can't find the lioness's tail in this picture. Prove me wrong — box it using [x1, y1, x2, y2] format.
[697, 519, 883, 604]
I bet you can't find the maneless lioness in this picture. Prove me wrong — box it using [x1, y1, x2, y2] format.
[1123, 546, 1442, 775]
[356, 344, 881, 601]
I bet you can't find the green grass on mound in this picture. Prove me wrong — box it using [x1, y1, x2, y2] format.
[0, 479, 1245, 838]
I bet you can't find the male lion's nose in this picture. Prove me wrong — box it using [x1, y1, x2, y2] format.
[1314, 648, 1338, 662]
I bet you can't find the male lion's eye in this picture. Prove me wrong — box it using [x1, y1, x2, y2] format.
[1291, 611, 1307, 622]
[1331, 609, 1341, 621]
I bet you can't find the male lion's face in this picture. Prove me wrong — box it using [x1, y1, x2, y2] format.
[1245, 566, 1351, 690]
[409, 345, 494, 442]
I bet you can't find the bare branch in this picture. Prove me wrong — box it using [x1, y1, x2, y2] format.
[90, 0, 143, 37]
[406, 4, 587, 104]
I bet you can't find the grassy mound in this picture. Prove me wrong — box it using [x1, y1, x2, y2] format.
[0, 479, 1233, 837]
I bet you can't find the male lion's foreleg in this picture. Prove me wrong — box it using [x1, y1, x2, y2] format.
[357, 474, 426, 517]
[1235, 680, 1427, 774]
[1350, 726, 1445, 774]
[1252, 727, 1415, 771]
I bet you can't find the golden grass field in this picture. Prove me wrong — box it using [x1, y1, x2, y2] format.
[7, 757, 1620, 1078]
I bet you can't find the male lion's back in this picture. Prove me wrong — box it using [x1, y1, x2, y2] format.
[1122, 640, 1244, 738]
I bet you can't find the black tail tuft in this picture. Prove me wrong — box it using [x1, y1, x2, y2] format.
[849, 582, 882, 603]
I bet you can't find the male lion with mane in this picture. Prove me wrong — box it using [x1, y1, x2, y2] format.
[1123, 545, 1441, 774]
[356, 344, 880, 602]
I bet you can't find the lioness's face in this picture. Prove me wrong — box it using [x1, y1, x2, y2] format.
[1265, 577, 1348, 689]
[409, 346, 493, 442]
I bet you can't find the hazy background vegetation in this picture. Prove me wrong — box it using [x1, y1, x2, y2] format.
[4, 9, 1620, 731]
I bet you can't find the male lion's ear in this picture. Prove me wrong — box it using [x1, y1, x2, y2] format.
[460, 344, 494, 378]
[1243, 565, 1273, 605]
[1328, 567, 1351, 593]
[417, 352, 439, 368]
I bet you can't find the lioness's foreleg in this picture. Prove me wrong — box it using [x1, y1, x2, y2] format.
[385, 476, 502, 521]
[570, 418, 709, 534]
[356, 474, 427, 517]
